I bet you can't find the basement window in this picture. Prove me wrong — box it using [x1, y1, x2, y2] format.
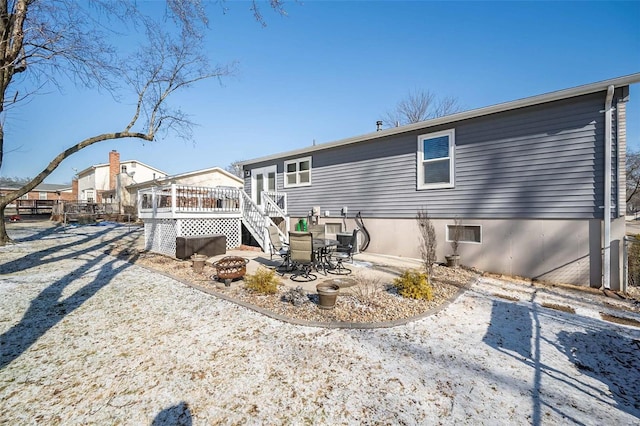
[446, 224, 482, 243]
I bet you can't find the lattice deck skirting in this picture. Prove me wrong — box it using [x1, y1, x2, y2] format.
[144, 218, 241, 257]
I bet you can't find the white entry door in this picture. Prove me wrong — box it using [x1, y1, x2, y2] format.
[251, 165, 277, 208]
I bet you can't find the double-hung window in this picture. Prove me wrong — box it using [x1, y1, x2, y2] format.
[417, 129, 455, 189]
[284, 156, 312, 188]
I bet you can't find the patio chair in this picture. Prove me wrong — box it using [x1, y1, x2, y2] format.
[267, 225, 290, 274]
[308, 224, 326, 240]
[288, 231, 317, 282]
[308, 224, 328, 272]
[329, 229, 358, 275]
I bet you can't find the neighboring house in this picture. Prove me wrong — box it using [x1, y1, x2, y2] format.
[127, 166, 244, 208]
[0, 183, 74, 203]
[75, 150, 167, 204]
[240, 73, 640, 291]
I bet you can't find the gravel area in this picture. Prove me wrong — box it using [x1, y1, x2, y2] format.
[105, 244, 477, 326]
[1, 221, 640, 424]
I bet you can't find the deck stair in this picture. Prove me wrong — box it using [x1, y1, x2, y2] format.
[239, 190, 289, 253]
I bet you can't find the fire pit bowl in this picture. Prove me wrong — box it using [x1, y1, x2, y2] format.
[213, 256, 249, 286]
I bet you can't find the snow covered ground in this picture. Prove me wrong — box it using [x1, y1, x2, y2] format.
[1, 222, 639, 424]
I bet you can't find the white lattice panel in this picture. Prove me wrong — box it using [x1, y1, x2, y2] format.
[179, 218, 241, 249]
[144, 219, 178, 257]
[144, 217, 241, 257]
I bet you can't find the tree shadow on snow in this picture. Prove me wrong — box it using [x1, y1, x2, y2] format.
[483, 299, 533, 360]
[10, 223, 68, 243]
[556, 327, 640, 417]
[0, 226, 140, 369]
[152, 402, 192, 426]
[483, 296, 640, 424]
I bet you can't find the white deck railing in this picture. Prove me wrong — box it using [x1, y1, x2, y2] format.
[138, 184, 242, 218]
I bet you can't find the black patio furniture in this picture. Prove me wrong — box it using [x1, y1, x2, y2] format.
[312, 237, 339, 275]
[328, 229, 359, 275]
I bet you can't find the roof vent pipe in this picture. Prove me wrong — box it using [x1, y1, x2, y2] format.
[603, 84, 614, 290]
[376, 121, 383, 131]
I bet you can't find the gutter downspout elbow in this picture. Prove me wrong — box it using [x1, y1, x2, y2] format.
[603, 85, 614, 290]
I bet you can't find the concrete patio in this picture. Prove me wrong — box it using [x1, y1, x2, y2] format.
[207, 248, 426, 295]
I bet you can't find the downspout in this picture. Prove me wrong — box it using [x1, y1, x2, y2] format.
[603, 85, 614, 290]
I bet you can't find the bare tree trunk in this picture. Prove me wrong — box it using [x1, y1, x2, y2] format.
[0, 203, 8, 244]
[0, 0, 28, 171]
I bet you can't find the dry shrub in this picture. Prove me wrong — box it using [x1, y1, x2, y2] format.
[416, 208, 437, 278]
[350, 272, 385, 306]
[244, 267, 281, 295]
[282, 286, 308, 306]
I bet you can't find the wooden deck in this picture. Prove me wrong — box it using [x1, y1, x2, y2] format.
[16, 199, 57, 215]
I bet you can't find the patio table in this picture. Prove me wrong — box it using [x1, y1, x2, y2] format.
[313, 238, 340, 274]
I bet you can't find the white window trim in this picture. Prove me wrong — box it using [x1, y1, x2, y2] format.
[251, 165, 277, 207]
[446, 224, 482, 244]
[284, 156, 312, 188]
[417, 129, 455, 190]
[84, 190, 95, 202]
[39, 192, 47, 200]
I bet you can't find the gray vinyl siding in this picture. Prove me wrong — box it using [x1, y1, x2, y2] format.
[245, 90, 624, 220]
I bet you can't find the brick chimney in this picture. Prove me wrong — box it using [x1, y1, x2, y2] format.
[109, 150, 120, 190]
[71, 178, 79, 201]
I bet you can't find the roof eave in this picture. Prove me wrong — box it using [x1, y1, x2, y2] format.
[125, 166, 243, 189]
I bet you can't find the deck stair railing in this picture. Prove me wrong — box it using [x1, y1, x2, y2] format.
[263, 191, 287, 214]
[262, 191, 289, 237]
[239, 190, 281, 251]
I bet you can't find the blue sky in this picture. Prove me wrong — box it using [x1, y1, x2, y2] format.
[1, 1, 639, 184]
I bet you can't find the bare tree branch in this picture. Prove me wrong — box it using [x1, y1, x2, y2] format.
[0, 130, 152, 205]
[0, 0, 290, 244]
[225, 160, 243, 178]
[382, 89, 462, 128]
[627, 149, 640, 204]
